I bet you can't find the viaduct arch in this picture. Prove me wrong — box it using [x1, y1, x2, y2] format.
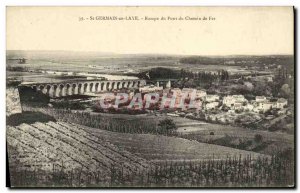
[21, 79, 146, 98]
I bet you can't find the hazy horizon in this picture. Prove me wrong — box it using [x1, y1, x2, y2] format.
[6, 49, 294, 57]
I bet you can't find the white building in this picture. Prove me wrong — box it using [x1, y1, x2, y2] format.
[166, 80, 171, 88]
[233, 102, 243, 110]
[266, 76, 273, 82]
[205, 102, 219, 110]
[67, 72, 75, 75]
[54, 71, 64, 75]
[139, 85, 163, 93]
[223, 95, 247, 107]
[196, 90, 207, 99]
[244, 104, 254, 111]
[258, 102, 275, 112]
[182, 88, 195, 92]
[256, 96, 267, 103]
[181, 88, 196, 97]
[46, 71, 55, 74]
[205, 95, 220, 102]
[276, 98, 288, 109]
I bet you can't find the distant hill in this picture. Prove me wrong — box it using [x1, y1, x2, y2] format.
[179, 55, 294, 67]
[6, 50, 116, 61]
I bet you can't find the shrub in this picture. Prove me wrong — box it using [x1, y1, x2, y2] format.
[157, 118, 177, 134]
[7, 111, 56, 126]
[254, 134, 263, 143]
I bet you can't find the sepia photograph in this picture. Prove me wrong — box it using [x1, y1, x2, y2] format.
[6, 6, 295, 188]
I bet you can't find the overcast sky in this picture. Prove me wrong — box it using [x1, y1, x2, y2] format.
[6, 7, 294, 55]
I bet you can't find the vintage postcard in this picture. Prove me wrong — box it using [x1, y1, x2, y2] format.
[6, 6, 295, 188]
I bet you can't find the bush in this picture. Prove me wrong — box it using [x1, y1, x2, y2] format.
[157, 118, 177, 134]
[254, 134, 263, 143]
[7, 111, 56, 126]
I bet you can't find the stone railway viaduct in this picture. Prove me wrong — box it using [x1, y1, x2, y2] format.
[21, 79, 146, 98]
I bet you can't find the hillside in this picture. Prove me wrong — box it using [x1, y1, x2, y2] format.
[8, 121, 292, 187]
[7, 121, 267, 170]
[7, 122, 149, 175]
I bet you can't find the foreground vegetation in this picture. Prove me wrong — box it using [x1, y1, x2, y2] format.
[9, 155, 294, 187]
[7, 112, 294, 187]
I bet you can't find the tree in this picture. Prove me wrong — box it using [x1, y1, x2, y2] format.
[254, 134, 263, 143]
[280, 84, 290, 97]
[157, 118, 177, 133]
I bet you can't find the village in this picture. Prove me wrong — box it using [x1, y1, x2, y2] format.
[75, 79, 290, 129]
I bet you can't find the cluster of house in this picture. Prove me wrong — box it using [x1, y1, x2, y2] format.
[222, 95, 288, 113]
[91, 80, 288, 114]
[255, 96, 288, 112]
[138, 84, 289, 113]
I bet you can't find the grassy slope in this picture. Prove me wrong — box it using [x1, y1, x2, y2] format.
[172, 116, 294, 143]
[7, 121, 149, 173]
[80, 113, 293, 145]
[79, 123, 267, 163]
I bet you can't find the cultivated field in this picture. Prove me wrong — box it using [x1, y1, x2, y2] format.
[20, 107, 294, 156]
[7, 121, 294, 187]
[7, 121, 149, 175]
[81, 123, 266, 163]
[7, 121, 265, 171]
[172, 116, 293, 143]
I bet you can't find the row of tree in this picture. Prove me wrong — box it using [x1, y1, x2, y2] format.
[22, 106, 177, 135]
